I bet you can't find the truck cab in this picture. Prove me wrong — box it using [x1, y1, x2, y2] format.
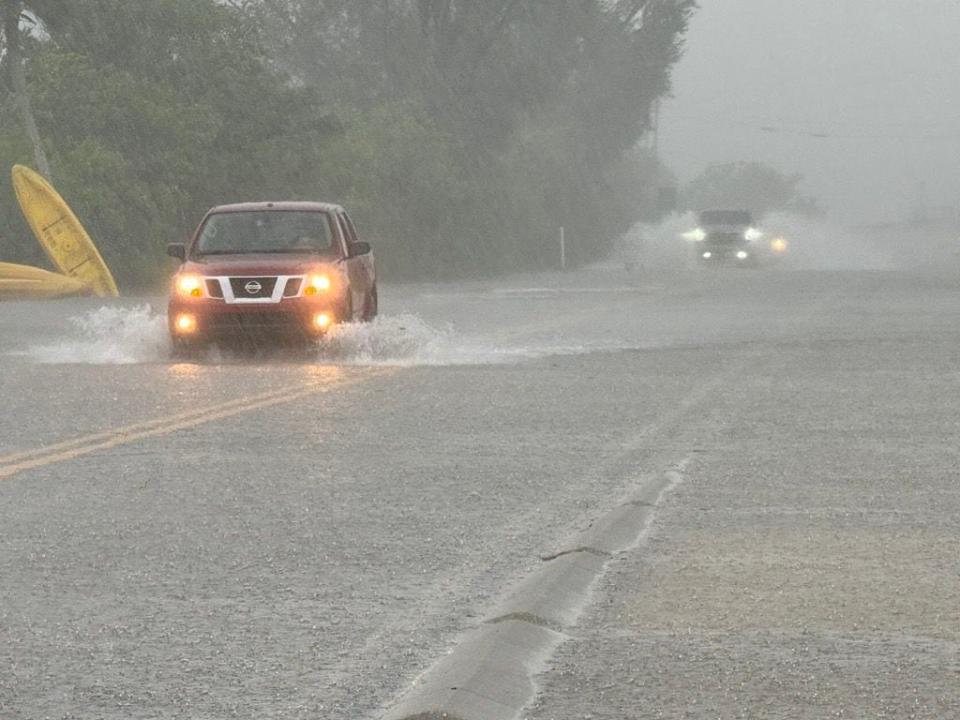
[691, 210, 763, 265]
[167, 201, 377, 351]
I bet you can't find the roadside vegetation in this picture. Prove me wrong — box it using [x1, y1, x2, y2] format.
[682, 161, 822, 218]
[0, 0, 695, 287]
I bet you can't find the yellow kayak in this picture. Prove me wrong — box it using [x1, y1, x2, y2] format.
[12, 165, 119, 297]
[0, 261, 88, 299]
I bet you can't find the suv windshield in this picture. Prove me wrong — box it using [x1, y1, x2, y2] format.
[195, 211, 335, 255]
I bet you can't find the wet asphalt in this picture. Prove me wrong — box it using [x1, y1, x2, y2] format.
[1, 265, 958, 719]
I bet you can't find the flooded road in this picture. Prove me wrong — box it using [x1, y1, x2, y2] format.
[2, 267, 958, 719]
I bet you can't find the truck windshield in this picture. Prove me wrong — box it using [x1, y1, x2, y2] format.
[699, 210, 753, 226]
[195, 211, 335, 255]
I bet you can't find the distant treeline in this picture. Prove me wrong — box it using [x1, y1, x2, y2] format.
[0, 0, 695, 288]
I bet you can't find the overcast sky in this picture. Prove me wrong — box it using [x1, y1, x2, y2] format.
[659, 0, 960, 223]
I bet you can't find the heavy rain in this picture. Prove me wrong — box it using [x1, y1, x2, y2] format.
[1, 2, 958, 719]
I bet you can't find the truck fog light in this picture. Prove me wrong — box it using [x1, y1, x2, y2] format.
[175, 313, 197, 334]
[737, 251, 749, 260]
[313, 312, 333, 330]
[702, 251, 712, 259]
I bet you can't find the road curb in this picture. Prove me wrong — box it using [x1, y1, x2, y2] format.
[381, 461, 687, 720]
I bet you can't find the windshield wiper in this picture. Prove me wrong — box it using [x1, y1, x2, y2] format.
[198, 248, 324, 256]
[249, 248, 324, 254]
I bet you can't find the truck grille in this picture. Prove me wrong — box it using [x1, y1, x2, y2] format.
[207, 311, 300, 331]
[708, 233, 744, 244]
[204, 311, 312, 343]
[229, 277, 277, 299]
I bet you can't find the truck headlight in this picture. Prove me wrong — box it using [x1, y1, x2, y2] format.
[304, 273, 332, 296]
[744, 228, 764, 242]
[736, 250, 749, 260]
[176, 274, 204, 298]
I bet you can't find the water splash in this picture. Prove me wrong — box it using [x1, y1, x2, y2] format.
[763, 212, 895, 271]
[318, 314, 461, 365]
[25, 305, 170, 365]
[17, 303, 646, 367]
[614, 211, 898, 272]
[616, 212, 700, 272]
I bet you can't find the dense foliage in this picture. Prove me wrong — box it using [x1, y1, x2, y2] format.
[1, 0, 695, 287]
[683, 161, 822, 219]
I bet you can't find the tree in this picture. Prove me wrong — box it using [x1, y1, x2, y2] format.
[1, 0, 51, 176]
[0, 0, 339, 284]
[683, 161, 822, 218]
[249, 0, 696, 274]
[1, 0, 699, 284]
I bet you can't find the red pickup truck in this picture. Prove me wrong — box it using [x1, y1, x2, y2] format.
[167, 201, 377, 351]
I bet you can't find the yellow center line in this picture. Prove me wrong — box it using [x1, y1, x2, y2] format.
[0, 382, 330, 466]
[0, 368, 395, 481]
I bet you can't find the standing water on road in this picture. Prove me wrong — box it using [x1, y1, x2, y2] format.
[9, 277, 671, 366]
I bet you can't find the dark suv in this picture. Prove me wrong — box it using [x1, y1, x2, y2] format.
[167, 202, 377, 350]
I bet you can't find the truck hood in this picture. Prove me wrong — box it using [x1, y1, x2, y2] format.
[182, 253, 340, 276]
[704, 224, 749, 234]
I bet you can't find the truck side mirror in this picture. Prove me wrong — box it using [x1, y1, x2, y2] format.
[167, 243, 186, 261]
[349, 241, 371, 258]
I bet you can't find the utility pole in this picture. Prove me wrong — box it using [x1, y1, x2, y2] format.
[559, 226, 566, 271]
[2, 0, 52, 179]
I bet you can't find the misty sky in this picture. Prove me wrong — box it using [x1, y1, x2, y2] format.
[659, 0, 960, 223]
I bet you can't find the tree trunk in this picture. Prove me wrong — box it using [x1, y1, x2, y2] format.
[2, 0, 52, 179]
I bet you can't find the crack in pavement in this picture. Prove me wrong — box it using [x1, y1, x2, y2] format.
[538, 547, 612, 562]
[485, 612, 564, 633]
